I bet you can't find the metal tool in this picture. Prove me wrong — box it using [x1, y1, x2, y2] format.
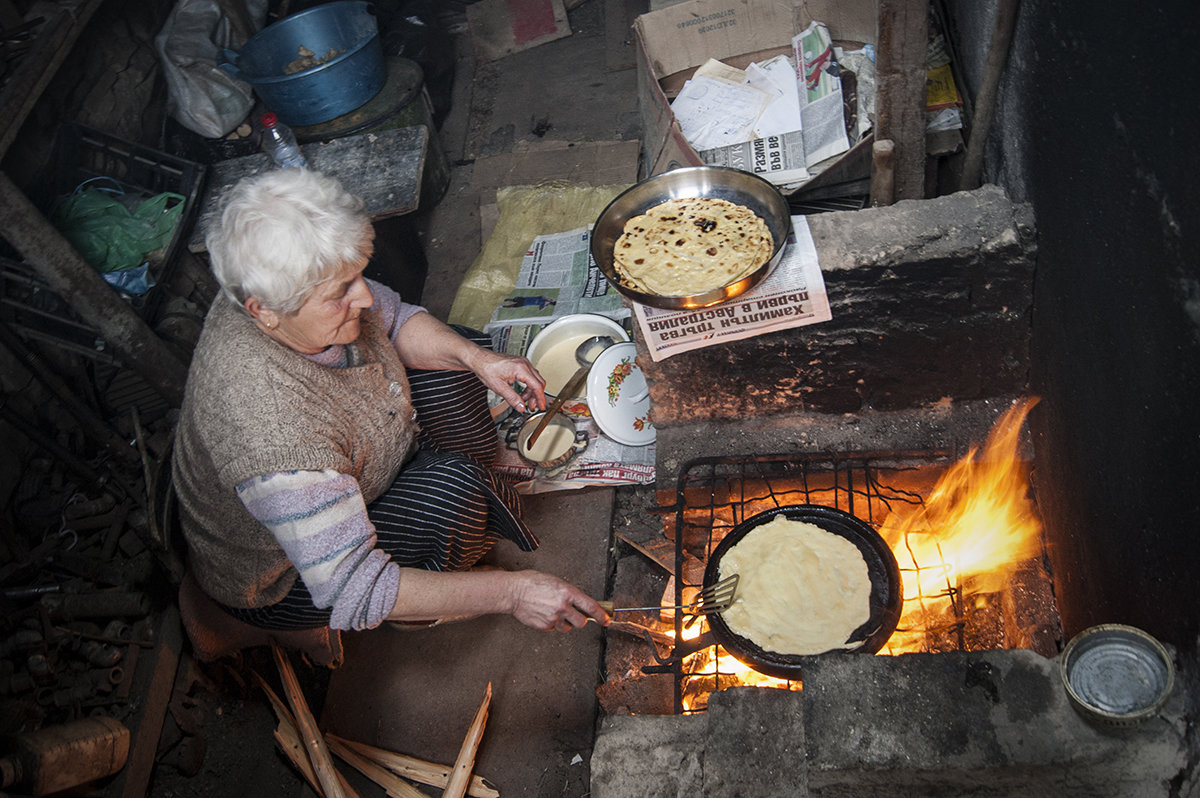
[524, 334, 614, 450]
[598, 574, 739, 616]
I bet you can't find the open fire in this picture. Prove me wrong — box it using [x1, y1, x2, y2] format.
[606, 397, 1058, 714]
[879, 397, 1044, 655]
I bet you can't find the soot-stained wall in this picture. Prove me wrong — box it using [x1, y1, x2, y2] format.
[950, 0, 1200, 649]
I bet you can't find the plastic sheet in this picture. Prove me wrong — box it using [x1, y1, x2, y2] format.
[447, 181, 629, 331]
[154, 0, 269, 138]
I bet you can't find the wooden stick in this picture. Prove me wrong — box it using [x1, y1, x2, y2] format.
[328, 735, 499, 798]
[327, 736, 426, 798]
[607, 620, 675, 648]
[443, 682, 492, 798]
[256, 671, 360, 798]
[870, 139, 896, 207]
[959, 0, 1021, 190]
[272, 644, 347, 798]
[274, 724, 322, 793]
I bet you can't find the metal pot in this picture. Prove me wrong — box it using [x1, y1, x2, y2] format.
[220, 1, 385, 127]
[590, 166, 792, 310]
[701, 504, 902, 680]
[513, 412, 587, 469]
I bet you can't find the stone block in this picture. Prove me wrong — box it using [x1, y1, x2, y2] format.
[798, 649, 1189, 797]
[704, 687, 809, 796]
[638, 185, 1036, 425]
[590, 713, 705, 798]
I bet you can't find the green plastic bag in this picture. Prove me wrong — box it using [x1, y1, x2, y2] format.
[52, 185, 185, 274]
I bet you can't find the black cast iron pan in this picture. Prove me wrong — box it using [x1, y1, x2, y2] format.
[701, 504, 902, 680]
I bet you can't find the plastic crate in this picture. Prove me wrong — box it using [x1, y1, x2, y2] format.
[47, 122, 207, 318]
[0, 123, 207, 360]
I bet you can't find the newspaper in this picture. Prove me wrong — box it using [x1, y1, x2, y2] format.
[482, 225, 631, 358]
[793, 20, 851, 166]
[480, 225, 653, 492]
[494, 412, 655, 494]
[699, 22, 854, 187]
[700, 131, 811, 185]
[632, 216, 830, 361]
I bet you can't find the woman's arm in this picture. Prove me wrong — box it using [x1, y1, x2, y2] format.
[387, 567, 610, 632]
[238, 469, 608, 632]
[392, 312, 547, 413]
[237, 469, 399, 631]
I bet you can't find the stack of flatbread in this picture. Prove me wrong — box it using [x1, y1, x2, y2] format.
[612, 197, 773, 297]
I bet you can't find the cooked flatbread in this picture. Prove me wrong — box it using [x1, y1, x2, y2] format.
[613, 197, 773, 296]
[719, 515, 872, 656]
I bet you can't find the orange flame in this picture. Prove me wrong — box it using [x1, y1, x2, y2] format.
[880, 397, 1043, 653]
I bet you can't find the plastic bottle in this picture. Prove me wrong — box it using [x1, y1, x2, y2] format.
[259, 112, 307, 169]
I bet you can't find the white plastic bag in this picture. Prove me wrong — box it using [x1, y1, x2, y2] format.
[153, 0, 268, 138]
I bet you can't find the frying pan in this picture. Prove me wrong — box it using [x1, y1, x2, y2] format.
[590, 166, 792, 310]
[701, 504, 902, 680]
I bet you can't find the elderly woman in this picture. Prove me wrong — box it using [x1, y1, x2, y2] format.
[173, 168, 608, 635]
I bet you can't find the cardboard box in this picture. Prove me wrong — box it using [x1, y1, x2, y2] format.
[634, 0, 877, 182]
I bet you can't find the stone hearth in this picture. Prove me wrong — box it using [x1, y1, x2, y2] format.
[590, 648, 1195, 797]
[636, 184, 1036, 487]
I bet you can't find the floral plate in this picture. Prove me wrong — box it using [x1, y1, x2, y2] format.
[585, 342, 655, 447]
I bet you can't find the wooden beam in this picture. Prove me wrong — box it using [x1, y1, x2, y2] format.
[874, 0, 929, 202]
[959, 0, 1021, 190]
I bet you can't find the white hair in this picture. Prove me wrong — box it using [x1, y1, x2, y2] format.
[205, 169, 375, 314]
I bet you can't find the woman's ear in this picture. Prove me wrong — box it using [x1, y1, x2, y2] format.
[244, 297, 278, 330]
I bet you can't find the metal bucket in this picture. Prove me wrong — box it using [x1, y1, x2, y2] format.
[220, 1, 385, 127]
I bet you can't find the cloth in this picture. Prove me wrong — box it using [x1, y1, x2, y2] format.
[173, 280, 421, 608]
[221, 328, 539, 631]
[178, 569, 344, 668]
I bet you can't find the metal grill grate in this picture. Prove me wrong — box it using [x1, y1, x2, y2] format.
[647, 450, 972, 714]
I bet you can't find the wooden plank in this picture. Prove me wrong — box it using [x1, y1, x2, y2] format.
[466, 0, 570, 64]
[874, 0, 929, 202]
[189, 125, 428, 252]
[118, 605, 183, 798]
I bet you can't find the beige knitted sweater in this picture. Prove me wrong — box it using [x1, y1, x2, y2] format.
[172, 297, 419, 608]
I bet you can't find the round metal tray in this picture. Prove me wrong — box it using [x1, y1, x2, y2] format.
[1060, 624, 1174, 726]
[590, 166, 793, 310]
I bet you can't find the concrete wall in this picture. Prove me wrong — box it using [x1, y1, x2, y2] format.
[943, 0, 1200, 650]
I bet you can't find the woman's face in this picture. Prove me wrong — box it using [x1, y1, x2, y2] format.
[270, 260, 375, 354]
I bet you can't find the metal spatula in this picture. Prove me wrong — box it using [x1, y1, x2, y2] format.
[598, 574, 739, 616]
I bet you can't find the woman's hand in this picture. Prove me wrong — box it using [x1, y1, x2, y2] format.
[387, 568, 609, 632]
[391, 314, 547, 413]
[508, 570, 610, 633]
[470, 349, 547, 414]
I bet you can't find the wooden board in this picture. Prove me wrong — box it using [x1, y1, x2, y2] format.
[188, 125, 428, 252]
[466, 0, 571, 63]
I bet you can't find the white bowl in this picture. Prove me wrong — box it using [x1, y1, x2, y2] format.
[525, 314, 629, 408]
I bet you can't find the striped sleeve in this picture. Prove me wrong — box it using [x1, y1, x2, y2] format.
[236, 469, 400, 631]
[364, 278, 427, 342]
